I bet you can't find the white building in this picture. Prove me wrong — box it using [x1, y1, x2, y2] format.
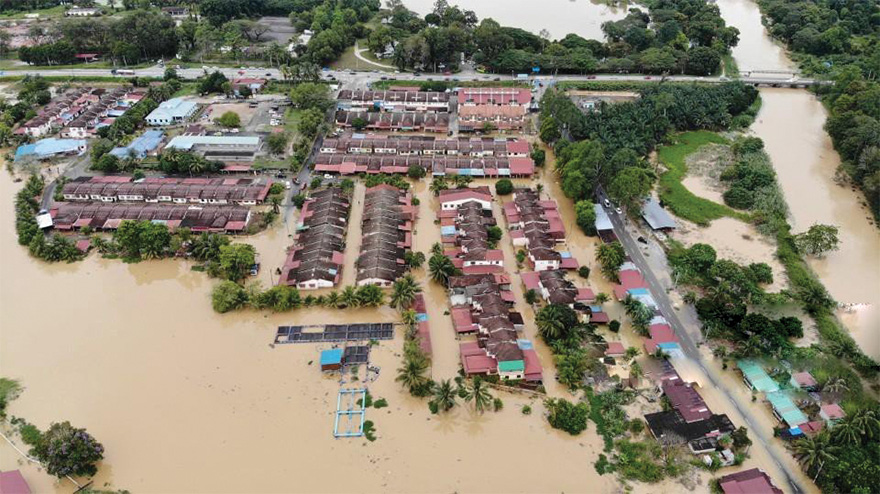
[145, 98, 198, 126]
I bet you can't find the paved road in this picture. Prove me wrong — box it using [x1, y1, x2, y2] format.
[7, 63, 825, 88]
[596, 188, 806, 494]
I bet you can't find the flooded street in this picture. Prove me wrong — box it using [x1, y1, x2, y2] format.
[716, 0, 880, 357]
[0, 169, 620, 493]
[401, 0, 627, 40]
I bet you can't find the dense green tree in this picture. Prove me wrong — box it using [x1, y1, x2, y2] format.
[218, 243, 256, 282]
[31, 422, 104, 478]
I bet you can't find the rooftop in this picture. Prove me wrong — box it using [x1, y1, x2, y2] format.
[719, 468, 783, 494]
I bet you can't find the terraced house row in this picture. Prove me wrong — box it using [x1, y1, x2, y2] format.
[313, 154, 535, 177]
[50, 203, 251, 233]
[504, 188, 576, 271]
[335, 111, 450, 133]
[336, 90, 451, 112]
[281, 187, 351, 290]
[448, 273, 543, 383]
[18, 87, 147, 139]
[355, 184, 417, 287]
[438, 187, 504, 275]
[61, 176, 273, 206]
[319, 136, 530, 158]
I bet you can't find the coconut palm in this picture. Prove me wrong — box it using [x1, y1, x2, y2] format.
[389, 274, 421, 311]
[431, 242, 444, 256]
[356, 284, 385, 307]
[850, 408, 880, 440]
[831, 417, 861, 445]
[822, 376, 849, 394]
[269, 195, 282, 213]
[595, 292, 610, 304]
[324, 291, 339, 308]
[400, 309, 418, 339]
[428, 254, 458, 286]
[395, 354, 430, 392]
[339, 285, 359, 308]
[792, 433, 836, 477]
[429, 177, 449, 196]
[431, 379, 457, 412]
[464, 376, 493, 413]
[535, 303, 579, 343]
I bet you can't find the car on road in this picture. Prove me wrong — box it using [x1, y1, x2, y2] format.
[238, 70, 245, 75]
[285, 181, 291, 189]
[323, 174, 334, 180]
[443, 71, 452, 76]
[603, 199, 611, 207]
[174, 65, 182, 70]
[266, 72, 272, 77]
[292, 178, 300, 185]
[644, 76, 652, 80]
[587, 75, 597, 79]
[493, 77, 501, 81]
[637, 236, 648, 244]
[615, 206, 622, 214]
[413, 72, 421, 76]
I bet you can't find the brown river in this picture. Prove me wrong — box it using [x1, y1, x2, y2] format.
[717, 0, 880, 358]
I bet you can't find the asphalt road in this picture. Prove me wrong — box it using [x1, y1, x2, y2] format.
[596, 188, 805, 494]
[7, 64, 821, 88]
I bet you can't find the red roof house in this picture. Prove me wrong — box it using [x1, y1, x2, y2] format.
[0, 471, 31, 494]
[718, 468, 783, 494]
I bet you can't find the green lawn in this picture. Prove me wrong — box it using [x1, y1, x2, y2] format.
[0, 5, 65, 18]
[284, 108, 303, 134]
[656, 130, 749, 226]
[329, 41, 395, 73]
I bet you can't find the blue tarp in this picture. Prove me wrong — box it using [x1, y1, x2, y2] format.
[440, 226, 456, 235]
[320, 348, 343, 366]
[416, 313, 428, 322]
[517, 339, 534, 350]
[628, 287, 650, 296]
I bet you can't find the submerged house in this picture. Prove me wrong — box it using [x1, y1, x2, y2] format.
[355, 184, 416, 286]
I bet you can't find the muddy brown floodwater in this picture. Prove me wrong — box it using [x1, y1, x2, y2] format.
[401, 0, 627, 40]
[0, 169, 622, 493]
[716, 0, 880, 358]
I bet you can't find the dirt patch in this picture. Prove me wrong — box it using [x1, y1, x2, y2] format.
[203, 102, 257, 127]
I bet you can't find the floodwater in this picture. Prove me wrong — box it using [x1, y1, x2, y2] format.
[716, 0, 880, 358]
[0, 169, 621, 493]
[400, 0, 628, 40]
[751, 91, 880, 358]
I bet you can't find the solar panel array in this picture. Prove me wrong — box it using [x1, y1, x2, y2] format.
[343, 346, 371, 365]
[275, 323, 395, 344]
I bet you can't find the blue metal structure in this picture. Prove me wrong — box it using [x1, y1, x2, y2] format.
[333, 388, 367, 438]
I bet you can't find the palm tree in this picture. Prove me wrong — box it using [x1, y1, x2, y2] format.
[850, 408, 880, 440]
[464, 376, 493, 413]
[356, 284, 385, 307]
[595, 292, 610, 304]
[395, 354, 430, 392]
[339, 285, 359, 308]
[831, 417, 861, 445]
[822, 376, 849, 394]
[431, 242, 444, 256]
[431, 379, 457, 412]
[269, 195, 282, 214]
[792, 433, 836, 479]
[429, 177, 449, 196]
[400, 309, 418, 339]
[428, 254, 457, 286]
[535, 304, 579, 342]
[324, 291, 339, 308]
[389, 274, 420, 311]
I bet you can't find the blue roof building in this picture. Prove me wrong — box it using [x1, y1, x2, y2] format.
[110, 130, 165, 159]
[145, 98, 198, 126]
[320, 348, 344, 371]
[15, 138, 87, 161]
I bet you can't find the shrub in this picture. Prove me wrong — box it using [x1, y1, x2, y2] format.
[407, 164, 426, 179]
[493, 398, 504, 411]
[211, 280, 248, 313]
[373, 398, 388, 409]
[495, 179, 514, 195]
[545, 398, 590, 435]
[609, 320, 621, 333]
[31, 422, 104, 478]
[578, 266, 590, 278]
[215, 111, 241, 128]
[522, 405, 532, 415]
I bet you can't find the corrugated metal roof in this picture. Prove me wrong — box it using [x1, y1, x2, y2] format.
[642, 196, 677, 230]
[737, 360, 780, 393]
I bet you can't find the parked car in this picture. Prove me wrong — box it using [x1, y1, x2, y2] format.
[615, 206, 622, 214]
[637, 236, 648, 244]
[603, 199, 611, 207]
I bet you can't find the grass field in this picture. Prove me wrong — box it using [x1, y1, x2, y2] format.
[329, 41, 395, 73]
[656, 130, 749, 226]
[0, 5, 65, 18]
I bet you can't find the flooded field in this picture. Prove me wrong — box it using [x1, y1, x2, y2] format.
[0, 168, 624, 493]
[400, 0, 627, 40]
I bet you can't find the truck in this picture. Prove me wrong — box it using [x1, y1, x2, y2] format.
[112, 69, 135, 76]
[516, 73, 529, 81]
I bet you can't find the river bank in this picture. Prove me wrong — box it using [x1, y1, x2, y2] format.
[715, 0, 880, 359]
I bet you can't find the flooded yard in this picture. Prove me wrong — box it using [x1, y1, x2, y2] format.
[0, 169, 622, 493]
